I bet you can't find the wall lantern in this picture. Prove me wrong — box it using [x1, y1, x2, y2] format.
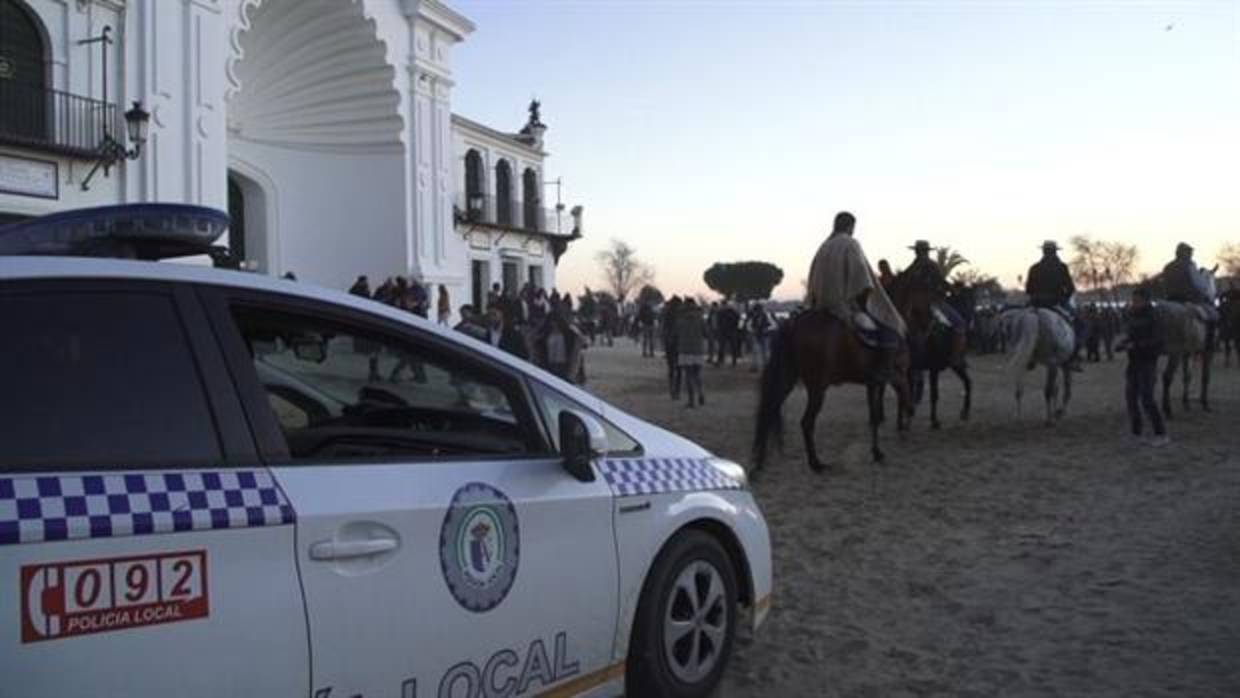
[81, 101, 150, 191]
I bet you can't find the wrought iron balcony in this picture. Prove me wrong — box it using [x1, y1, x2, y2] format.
[456, 194, 574, 237]
[0, 79, 122, 158]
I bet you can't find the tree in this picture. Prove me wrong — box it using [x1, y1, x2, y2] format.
[934, 247, 970, 276]
[703, 261, 785, 302]
[1218, 243, 1240, 278]
[1069, 235, 1139, 290]
[636, 284, 664, 306]
[595, 239, 653, 302]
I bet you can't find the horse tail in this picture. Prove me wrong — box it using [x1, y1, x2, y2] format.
[1006, 310, 1040, 398]
[753, 318, 797, 471]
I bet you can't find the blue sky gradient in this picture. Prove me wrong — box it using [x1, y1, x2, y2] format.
[451, 0, 1240, 298]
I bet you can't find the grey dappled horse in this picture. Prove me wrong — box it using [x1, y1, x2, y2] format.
[1001, 307, 1075, 424]
[1156, 269, 1217, 416]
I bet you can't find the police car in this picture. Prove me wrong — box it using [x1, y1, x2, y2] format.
[0, 205, 771, 698]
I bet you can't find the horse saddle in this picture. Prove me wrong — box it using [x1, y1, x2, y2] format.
[852, 311, 900, 349]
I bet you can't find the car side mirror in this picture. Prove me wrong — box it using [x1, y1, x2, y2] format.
[558, 410, 606, 482]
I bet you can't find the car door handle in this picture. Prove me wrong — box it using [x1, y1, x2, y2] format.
[309, 537, 399, 561]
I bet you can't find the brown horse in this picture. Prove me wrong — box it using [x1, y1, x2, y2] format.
[752, 310, 912, 474]
[888, 274, 972, 430]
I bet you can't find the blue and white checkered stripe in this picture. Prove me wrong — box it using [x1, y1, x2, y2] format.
[0, 470, 295, 546]
[600, 458, 742, 497]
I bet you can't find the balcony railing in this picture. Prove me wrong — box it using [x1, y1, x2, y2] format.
[456, 194, 572, 236]
[0, 79, 121, 158]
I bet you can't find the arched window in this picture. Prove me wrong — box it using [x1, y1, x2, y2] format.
[522, 167, 541, 231]
[0, 0, 50, 141]
[495, 159, 513, 226]
[464, 149, 484, 220]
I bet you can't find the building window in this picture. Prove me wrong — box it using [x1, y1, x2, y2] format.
[0, 0, 50, 141]
[495, 160, 513, 226]
[522, 167, 541, 231]
[464, 149, 484, 220]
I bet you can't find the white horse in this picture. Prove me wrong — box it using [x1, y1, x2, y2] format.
[1156, 266, 1218, 416]
[1001, 307, 1075, 424]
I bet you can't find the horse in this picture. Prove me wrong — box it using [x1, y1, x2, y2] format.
[1156, 267, 1218, 416]
[752, 310, 912, 475]
[888, 274, 972, 430]
[1000, 307, 1075, 424]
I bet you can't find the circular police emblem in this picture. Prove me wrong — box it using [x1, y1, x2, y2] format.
[439, 482, 520, 613]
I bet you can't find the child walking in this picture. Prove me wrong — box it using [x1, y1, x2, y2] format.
[1117, 287, 1169, 447]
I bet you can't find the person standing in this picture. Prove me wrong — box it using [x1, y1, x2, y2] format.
[661, 296, 683, 399]
[1117, 287, 1168, 446]
[348, 275, 371, 298]
[437, 284, 451, 325]
[676, 298, 708, 408]
[747, 302, 775, 372]
[637, 301, 657, 357]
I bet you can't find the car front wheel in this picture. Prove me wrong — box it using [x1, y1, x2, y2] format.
[627, 530, 738, 698]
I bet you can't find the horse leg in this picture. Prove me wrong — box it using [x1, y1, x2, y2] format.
[801, 385, 829, 473]
[952, 364, 973, 422]
[1181, 355, 1192, 412]
[1201, 350, 1213, 411]
[1162, 356, 1175, 420]
[1061, 362, 1072, 417]
[1043, 365, 1058, 425]
[868, 383, 885, 463]
[929, 369, 942, 430]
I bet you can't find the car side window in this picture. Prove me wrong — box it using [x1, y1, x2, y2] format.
[0, 291, 223, 470]
[529, 382, 642, 455]
[230, 305, 543, 462]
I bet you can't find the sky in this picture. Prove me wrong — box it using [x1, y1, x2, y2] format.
[450, 0, 1240, 300]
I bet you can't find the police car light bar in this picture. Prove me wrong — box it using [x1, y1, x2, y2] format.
[0, 204, 236, 266]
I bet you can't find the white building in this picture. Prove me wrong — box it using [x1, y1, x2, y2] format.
[0, 0, 581, 312]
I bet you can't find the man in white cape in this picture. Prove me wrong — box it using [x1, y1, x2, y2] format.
[805, 211, 906, 380]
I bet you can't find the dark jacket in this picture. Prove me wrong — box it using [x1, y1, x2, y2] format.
[1026, 256, 1075, 307]
[1161, 258, 1206, 303]
[676, 308, 707, 356]
[1124, 305, 1163, 363]
[905, 257, 946, 295]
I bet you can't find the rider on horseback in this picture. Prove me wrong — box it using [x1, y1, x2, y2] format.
[1025, 240, 1083, 370]
[1162, 243, 1219, 321]
[806, 211, 906, 382]
[905, 240, 966, 332]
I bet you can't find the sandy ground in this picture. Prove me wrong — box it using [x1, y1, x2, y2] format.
[583, 342, 1240, 697]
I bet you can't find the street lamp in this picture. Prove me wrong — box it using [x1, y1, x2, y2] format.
[82, 101, 151, 191]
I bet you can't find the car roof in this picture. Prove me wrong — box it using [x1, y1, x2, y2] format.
[0, 255, 543, 379]
[0, 255, 709, 458]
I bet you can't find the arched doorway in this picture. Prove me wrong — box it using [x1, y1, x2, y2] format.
[0, 0, 50, 141]
[522, 167, 541, 231]
[227, 175, 247, 262]
[495, 160, 513, 226]
[226, 167, 273, 273]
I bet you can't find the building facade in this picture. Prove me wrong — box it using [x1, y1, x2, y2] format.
[0, 0, 579, 310]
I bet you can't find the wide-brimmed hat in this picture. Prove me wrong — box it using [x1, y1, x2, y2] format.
[909, 240, 932, 252]
[1041, 240, 1060, 251]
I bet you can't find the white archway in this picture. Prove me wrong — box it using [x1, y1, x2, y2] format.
[224, 0, 409, 289]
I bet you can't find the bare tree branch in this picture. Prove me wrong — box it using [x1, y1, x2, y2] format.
[595, 239, 654, 302]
